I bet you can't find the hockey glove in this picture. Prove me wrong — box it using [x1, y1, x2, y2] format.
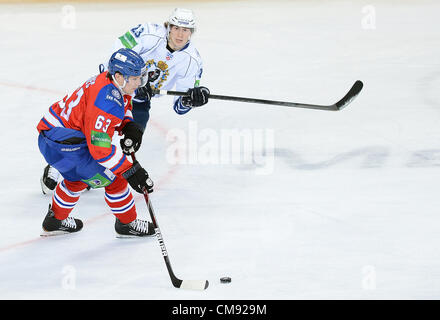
[135, 70, 160, 102]
[120, 121, 143, 155]
[136, 83, 153, 102]
[182, 86, 210, 107]
[122, 161, 154, 194]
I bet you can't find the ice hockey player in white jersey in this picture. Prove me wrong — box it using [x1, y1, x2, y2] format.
[114, 8, 210, 133]
[40, 8, 210, 194]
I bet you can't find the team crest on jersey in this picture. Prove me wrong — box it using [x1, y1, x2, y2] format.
[112, 89, 121, 100]
[145, 59, 170, 90]
[81, 173, 112, 189]
[91, 179, 102, 186]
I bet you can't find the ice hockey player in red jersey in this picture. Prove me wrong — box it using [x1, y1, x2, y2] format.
[40, 8, 211, 194]
[37, 48, 155, 237]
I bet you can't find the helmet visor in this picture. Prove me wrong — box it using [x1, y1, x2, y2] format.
[140, 67, 148, 87]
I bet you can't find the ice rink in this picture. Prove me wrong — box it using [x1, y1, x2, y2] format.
[1, 0, 440, 299]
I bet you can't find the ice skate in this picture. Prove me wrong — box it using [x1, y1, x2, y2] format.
[115, 218, 155, 238]
[40, 165, 60, 195]
[41, 205, 83, 236]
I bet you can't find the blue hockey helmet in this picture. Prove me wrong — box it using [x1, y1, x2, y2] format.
[108, 48, 146, 81]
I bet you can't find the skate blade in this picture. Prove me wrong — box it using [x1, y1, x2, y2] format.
[115, 233, 155, 239]
[40, 229, 72, 237]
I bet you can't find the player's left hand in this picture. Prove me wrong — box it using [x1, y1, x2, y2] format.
[120, 121, 143, 154]
[136, 83, 153, 102]
[182, 86, 210, 107]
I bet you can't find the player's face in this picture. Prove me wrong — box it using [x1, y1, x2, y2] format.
[168, 25, 192, 50]
[123, 75, 142, 95]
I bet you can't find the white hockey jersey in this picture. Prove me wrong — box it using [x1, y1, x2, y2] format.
[111, 23, 204, 115]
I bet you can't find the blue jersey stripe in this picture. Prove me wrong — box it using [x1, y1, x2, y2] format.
[96, 145, 116, 163]
[49, 106, 66, 127]
[41, 117, 54, 129]
[110, 154, 127, 173]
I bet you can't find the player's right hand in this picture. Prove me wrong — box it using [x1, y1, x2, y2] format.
[122, 161, 154, 194]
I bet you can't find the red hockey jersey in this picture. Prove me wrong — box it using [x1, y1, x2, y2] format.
[37, 72, 134, 176]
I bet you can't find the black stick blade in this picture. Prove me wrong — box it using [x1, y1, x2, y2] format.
[335, 80, 364, 110]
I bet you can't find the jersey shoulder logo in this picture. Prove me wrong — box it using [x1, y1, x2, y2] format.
[119, 31, 138, 49]
[111, 89, 121, 100]
[94, 85, 125, 120]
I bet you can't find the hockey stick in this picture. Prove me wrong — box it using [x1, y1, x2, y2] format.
[130, 153, 209, 291]
[153, 80, 363, 111]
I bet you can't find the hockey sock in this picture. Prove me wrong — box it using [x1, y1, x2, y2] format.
[105, 187, 137, 224]
[52, 180, 87, 220]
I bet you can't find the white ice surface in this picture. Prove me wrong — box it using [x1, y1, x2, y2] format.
[0, 0, 440, 299]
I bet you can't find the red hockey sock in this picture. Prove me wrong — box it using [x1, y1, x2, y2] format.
[105, 177, 137, 224]
[52, 180, 87, 220]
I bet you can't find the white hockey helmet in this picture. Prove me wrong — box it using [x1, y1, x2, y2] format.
[168, 8, 196, 31]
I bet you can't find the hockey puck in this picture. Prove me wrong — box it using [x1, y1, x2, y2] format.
[220, 277, 231, 283]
